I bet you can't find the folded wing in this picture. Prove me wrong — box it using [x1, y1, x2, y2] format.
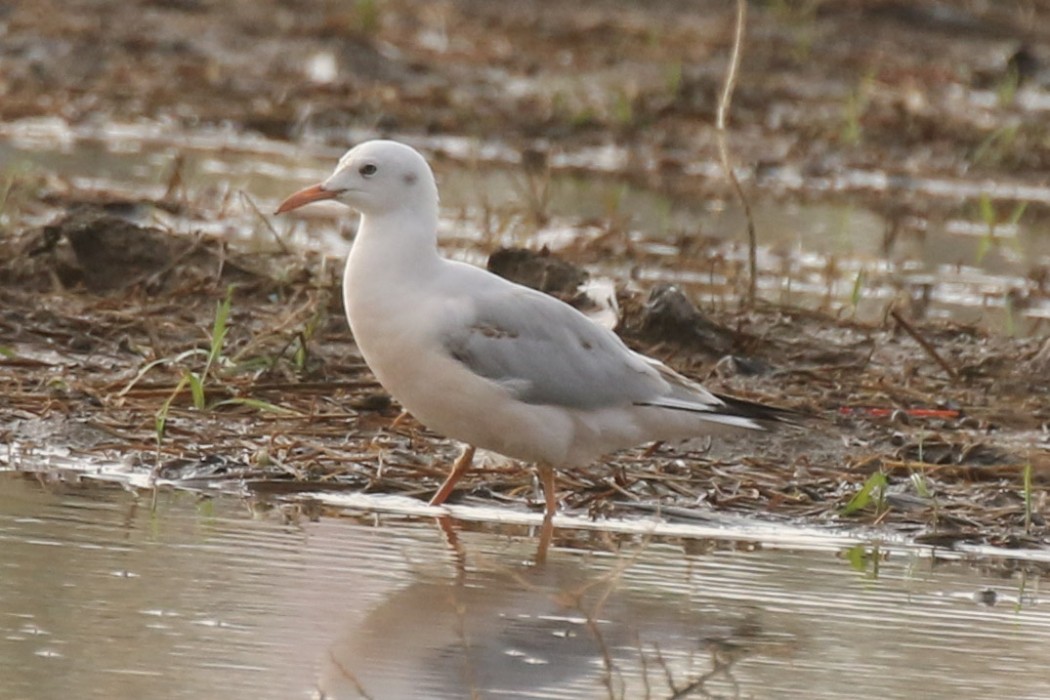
[442, 284, 777, 430]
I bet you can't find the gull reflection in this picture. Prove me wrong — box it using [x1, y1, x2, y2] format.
[317, 541, 793, 699]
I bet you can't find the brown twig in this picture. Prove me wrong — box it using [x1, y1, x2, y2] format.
[240, 190, 290, 254]
[326, 651, 375, 700]
[715, 0, 757, 307]
[889, 309, 960, 382]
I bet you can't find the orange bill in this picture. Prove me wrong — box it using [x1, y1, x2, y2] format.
[274, 183, 339, 214]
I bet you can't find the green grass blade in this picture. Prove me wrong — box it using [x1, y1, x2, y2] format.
[187, 371, 206, 410]
[202, 285, 234, 383]
[211, 397, 302, 416]
[850, 268, 866, 309]
[155, 374, 190, 446]
[1008, 201, 1028, 226]
[842, 471, 888, 515]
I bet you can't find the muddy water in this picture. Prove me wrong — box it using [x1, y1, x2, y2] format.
[2, 121, 1049, 334]
[2, 475, 1049, 700]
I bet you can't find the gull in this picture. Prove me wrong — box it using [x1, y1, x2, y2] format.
[276, 140, 785, 523]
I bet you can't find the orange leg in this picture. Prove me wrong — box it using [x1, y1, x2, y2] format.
[535, 513, 554, 565]
[429, 445, 476, 506]
[534, 463, 557, 564]
[537, 463, 558, 519]
[434, 515, 468, 582]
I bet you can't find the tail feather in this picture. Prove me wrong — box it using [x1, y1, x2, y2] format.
[712, 392, 798, 427]
[635, 392, 798, 431]
[638, 357, 799, 431]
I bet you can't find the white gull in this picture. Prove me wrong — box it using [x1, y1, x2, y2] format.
[276, 140, 784, 522]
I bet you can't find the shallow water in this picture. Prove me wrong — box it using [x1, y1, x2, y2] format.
[2, 119, 1049, 334]
[3, 474, 1049, 700]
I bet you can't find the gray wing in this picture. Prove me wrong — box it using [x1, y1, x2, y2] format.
[442, 285, 665, 410]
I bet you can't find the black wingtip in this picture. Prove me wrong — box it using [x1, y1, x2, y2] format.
[711, 392, 803, 428]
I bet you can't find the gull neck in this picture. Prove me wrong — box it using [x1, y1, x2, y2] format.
[350, 205, 443, 275]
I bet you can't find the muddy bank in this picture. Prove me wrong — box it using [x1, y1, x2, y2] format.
[2, 205, 1048, 549]
[1, 0, 1049, 547]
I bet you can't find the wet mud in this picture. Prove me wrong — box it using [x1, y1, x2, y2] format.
[2, 209, 1048, 549]
[1, 0, 1049, 548]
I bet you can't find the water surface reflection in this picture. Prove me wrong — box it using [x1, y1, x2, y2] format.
[2, 476, 1048, 699]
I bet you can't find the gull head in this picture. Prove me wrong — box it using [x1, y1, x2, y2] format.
[276, 140, 438, 218]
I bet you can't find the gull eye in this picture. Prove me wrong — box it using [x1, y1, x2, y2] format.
[359, 163, 378, 177]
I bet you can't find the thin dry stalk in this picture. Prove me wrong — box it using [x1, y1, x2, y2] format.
[239, 190, 290, 254]
[889, 309, 960, 382]
[715, 0, 758, 307]
[326, 651, 376, 700]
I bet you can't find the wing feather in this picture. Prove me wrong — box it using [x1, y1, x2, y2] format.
[442, 286, 662, 410]
[440, 276, 787, 430]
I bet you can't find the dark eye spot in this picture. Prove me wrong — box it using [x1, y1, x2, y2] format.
[359, 163, 377, 177]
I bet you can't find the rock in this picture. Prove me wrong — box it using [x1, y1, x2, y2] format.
[2, 205, 254, 294]
[631, 284, 737, 357]
[486, 246, 588, 298]
[53, 207, 189, 292]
